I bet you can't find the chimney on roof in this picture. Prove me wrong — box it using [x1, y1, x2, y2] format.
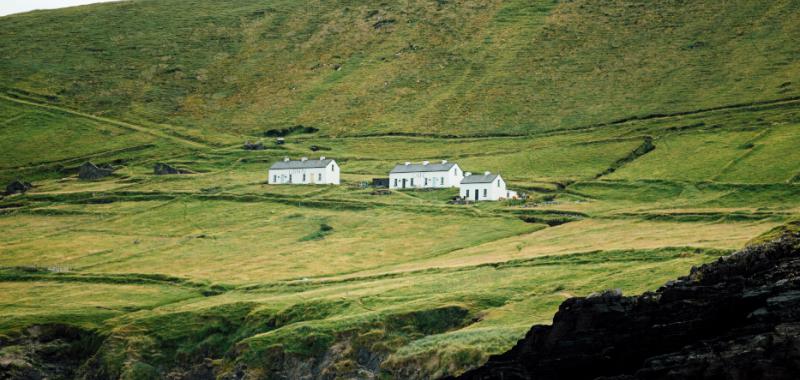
[465, 172, 472, 176]
[484, 171, 491, 175]
[301, 157, 308, 162]
[422, 160, 430, 165]
[283, 157, 290, 162]
[404, 162, 410, 166]
[320, 156, 326, 160]
[441, 160, 448, 164]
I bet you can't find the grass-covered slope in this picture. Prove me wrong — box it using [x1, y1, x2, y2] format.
[1, 0, 800, 379]
[0, 0, 798, 136]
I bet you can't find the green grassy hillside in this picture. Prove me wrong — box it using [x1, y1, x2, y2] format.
[1, 0, 799, 379]
[1, 0, 798, 136]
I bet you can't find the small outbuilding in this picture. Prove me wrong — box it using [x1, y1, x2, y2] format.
[268, 156, 340, 185]
[389, 160, 463, 189]
[372, 178, 390, 188]
[459, 172, 510, 201]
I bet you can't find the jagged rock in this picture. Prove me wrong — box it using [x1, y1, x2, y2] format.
[153, 162, 191, 175]
[264, 125, 319, 137]
[0, 324, 102, 380]
[78, 162, 114, 180]
[5, 180, 32, 195]
[456, 232, 800, 380]
[242, 141, 265, 150]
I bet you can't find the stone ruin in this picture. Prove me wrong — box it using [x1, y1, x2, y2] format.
[78, 162, 114, 181]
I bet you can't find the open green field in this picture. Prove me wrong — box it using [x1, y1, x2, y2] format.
[1, 0, 799, 378]
[1, 88, 798, 377]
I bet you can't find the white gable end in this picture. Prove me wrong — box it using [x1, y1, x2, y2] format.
[459, 173, 508, 201]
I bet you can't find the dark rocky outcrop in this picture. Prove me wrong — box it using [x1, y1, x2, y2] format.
[0, 324, 102, 380]
[309, 145, 331, 152]
[5, 180, 32, 195]
[153, 162, 192, 175]
[373, 19, 396, 29]
[242, 141, 266, 150]
[77, 162, 114, 181]
[456, 232, 800, 380]
[264, 125, 319, 137]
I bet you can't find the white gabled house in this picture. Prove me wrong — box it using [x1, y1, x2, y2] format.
[268, 156, 340, 185]
[459, 172, 514, 201]
[389, 160, 464, 189]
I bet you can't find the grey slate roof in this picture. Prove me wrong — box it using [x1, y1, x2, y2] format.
[270, 159, 334, 170]
[461, 173, 500, 184]
[390, 162, 456, 173]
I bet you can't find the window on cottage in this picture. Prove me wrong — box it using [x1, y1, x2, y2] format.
[273, 175, 277, 182]
[331, 165, 334, 172]
[394, 179, 398, 187]
[289, 174, 293, 182]
[411, 178, 414, 186]
[466, 190, 470, 197]
[303, 174, 306, 182]
[318, 173, 322, 181]
[441, 177, 444, 185]
[483, 189, 487, 197]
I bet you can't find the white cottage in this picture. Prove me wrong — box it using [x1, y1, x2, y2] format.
[459, 172, 513, 201]
[268, 156, 340, 185]
[389, 160, 464, 189]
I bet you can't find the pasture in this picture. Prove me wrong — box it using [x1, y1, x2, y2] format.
[1, 90, 798, 377]
[0, 0, 799, 376]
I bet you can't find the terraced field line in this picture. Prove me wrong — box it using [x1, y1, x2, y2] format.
[0, 94, 208, 149]
[0, 144, 156, 171]
[328, 96, 800, 139]
[712, 128, 772, 182]
[0, 112, 26, 126]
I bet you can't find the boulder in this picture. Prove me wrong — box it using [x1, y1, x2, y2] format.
[78, 162, 114, 181]
[153, 162, 191, 175]
[455, 232, 800, 380]
[242, 141, 265, 150]
[5, 180, 32, 195]
[310, 145, 331, 152]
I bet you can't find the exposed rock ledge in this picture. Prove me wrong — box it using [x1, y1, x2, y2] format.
[456, 232, 800, 380]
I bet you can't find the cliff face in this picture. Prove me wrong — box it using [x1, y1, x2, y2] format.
[457, 233, 800, 380]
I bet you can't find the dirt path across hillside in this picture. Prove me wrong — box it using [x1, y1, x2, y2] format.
[0, 94, 208, 149]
